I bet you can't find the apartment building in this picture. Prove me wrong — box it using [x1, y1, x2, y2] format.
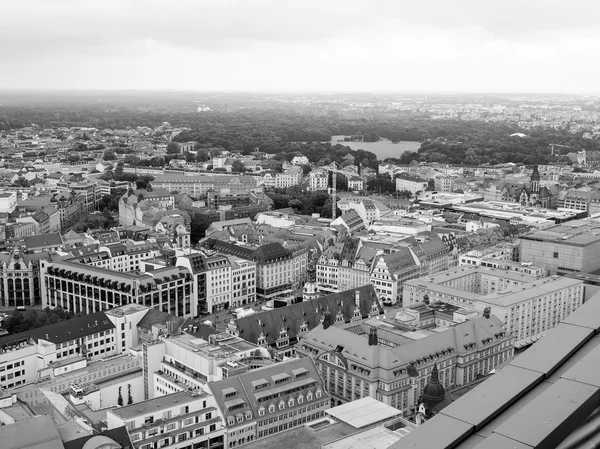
[107, 390, 226, 449]
[370, 248, 420, 305]
[296, 313, 513, 415]
[203, 240, 306, 301]
[227, 256, 257, 309]
[402, 266, 585, 347]
[151, 174, 258, 197]
[208, 357, 330, 445]
[308, 170, 328, 192]
[205, 254, 232, 313]
[275, 167, 302, 189]
[41, 260, 195, 317]
[434, 176, 453, 193]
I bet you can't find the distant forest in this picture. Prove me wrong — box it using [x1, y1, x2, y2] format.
[0, 102, 596, 166]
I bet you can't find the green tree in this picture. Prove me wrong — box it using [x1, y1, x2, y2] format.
[231, 160, 246, 173]
[103, 150, 116, 161]
[166, 142, 180, 154]
[13, 177, 30, 187]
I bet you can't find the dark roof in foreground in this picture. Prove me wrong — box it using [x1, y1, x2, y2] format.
[28, 311, 115, 344]
[23, 232, 63, 249]
[63, 426, 133, 449]
[390, 290, 600, 449]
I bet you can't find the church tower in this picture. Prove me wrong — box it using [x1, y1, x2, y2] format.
[530, 165, 541, 194]
[303, 250, 320, 302]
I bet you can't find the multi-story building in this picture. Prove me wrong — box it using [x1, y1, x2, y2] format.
[203, 240, 306, 302]
[0, 311, 118, 390]
[275, 167, 303, 189]
[0, 251, 48, 307]
[0, 191, 17, 213]
[151, 174, 258, 197]
[119, 188, 175, 227]
[143, 329, 271, 400]
[227, 255, 257, 309]
[309, 170, 328, 192]
[370, 248, 421, 305]
[434, 176, 453, 193]
[41, 260, 195, 317]
[402, 266, 585, 347]
[98, 241, 162, 272]
[205, 254, 232, 313]
[107, 390, 226, 449]
[520, 220, 600, 274]
[347, 176, 364, 191]
[208, 357, 330, 445]
[70, 181, 102, 212]
[296, 312, 513, 415]
[395, 174, 428, 194]
[227, 285, 383, 358]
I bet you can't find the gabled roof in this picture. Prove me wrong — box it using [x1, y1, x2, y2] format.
[209, 357, 325, 423]
[381, 248, 417, 274]
[234, 285, 381, 346]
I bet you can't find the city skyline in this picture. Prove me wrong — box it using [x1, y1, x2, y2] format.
[1, 0, 600, 94]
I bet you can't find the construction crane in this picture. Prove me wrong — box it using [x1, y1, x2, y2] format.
[325, 163, 367, 219]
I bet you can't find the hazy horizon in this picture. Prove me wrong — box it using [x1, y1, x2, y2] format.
[2, 0, 600, 95]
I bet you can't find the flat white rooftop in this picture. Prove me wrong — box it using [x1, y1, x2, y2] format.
[322, 425, 404, 449]
[325, 397, 401, 429]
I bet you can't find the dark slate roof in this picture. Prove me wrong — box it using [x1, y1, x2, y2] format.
[382, 247, 417, 274]
[204, 239, 291, 263]
[234, 284, 382, 346]
[28, 311, 115, 344]
[250, 242, 291, 262]
[23, 233, 63, 250]
[209, 357, 326, 424]
[63, 426, 133, 449]
[180, 252, 208, 274]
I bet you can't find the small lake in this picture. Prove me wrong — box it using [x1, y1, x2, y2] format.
[330, 136, 420, 160]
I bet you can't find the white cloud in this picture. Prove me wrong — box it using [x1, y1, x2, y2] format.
[0, 0, 599, 93]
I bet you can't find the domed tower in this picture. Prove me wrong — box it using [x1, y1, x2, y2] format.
[303, 250, 320, 302]
[421, 364, 446, 411]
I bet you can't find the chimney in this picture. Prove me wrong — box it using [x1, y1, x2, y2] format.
[355, 290, 360, 307]
[368, 326, 378, 346]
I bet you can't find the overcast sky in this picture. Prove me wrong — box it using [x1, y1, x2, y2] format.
[1, 0, 599, 94]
